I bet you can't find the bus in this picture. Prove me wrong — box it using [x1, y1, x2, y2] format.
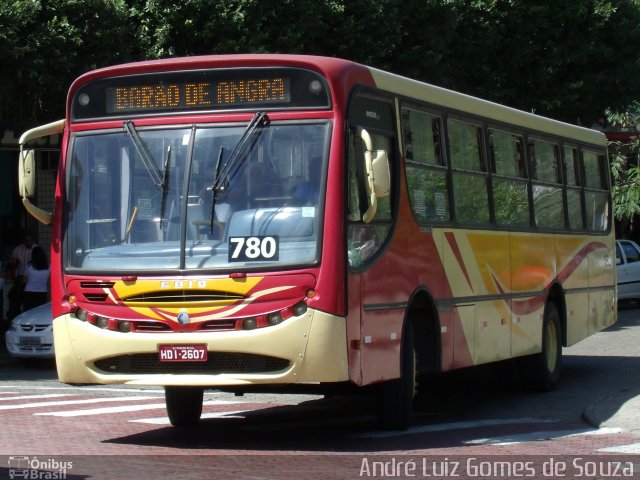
[19, 55, 616, 429]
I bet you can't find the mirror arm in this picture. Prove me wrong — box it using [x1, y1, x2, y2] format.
[22, 198, 52, 225]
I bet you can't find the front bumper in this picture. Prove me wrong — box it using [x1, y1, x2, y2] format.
[53, 308, 349, 386]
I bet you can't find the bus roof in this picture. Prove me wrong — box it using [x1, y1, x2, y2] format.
[69, 54, 605, 147]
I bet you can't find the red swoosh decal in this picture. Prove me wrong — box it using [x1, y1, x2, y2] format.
[445, 232, 473, 292]
[495, 241, 607, 316]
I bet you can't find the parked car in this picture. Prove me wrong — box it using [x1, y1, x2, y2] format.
[5, 303, 54, 359]
[616, 240, 640, 302]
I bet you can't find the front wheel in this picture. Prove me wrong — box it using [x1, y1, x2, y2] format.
[519, 303, 562, 391]
[378, 321, 415, 430]
[165, 386, 204, 427]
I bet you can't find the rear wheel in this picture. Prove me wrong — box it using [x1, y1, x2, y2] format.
[520, 303, 562, 391]
[165, 386, 204, 427]
[379, 321, 415, 430]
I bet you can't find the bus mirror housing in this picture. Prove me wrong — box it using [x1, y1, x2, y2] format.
[358, 128, 391, 223]
[19, 149, 36, 198]
[18, 119, 65, 225]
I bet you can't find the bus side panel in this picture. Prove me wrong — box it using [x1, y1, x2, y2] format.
[509, 233, 556, 357]
[555, 236, 590, 345]
[588, 236, 616, 336]
[438, 230, 511, 366]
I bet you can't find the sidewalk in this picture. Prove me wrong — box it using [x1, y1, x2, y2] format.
[583, 392, 640, 436]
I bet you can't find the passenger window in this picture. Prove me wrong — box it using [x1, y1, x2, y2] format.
[582, 150, 610, 232]
[489, 129, 529, 227]
[490, 129, 526, 177]
[448, 119, 489, 224]
[529, 139, 561, 183]
[402, 108, 449, 222]
[529, 138, 563, 230]
[563, 146, 584, 231]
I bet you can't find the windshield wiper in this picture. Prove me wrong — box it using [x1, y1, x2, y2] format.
[213, 111, 270, 196]
[160, 145, 172, 230]
[209, 146, 224, 235]
[124, 121, 163, 187]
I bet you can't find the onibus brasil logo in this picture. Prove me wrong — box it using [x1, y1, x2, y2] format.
[8, 456, 73, 479]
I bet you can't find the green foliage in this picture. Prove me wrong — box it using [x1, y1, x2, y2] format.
[608, 102, 640, 224]
[3, 0, 640, 129]
[0, 0, 135, 128]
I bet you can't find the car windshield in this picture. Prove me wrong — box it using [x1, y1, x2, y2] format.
[64, 121, 330, 272]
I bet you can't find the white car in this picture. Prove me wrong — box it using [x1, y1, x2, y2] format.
[5, 303, 54, 358]
[616, 240, 640, 302]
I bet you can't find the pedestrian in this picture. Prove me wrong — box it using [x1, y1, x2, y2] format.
[23, 245, 49, 311]
[7, 231, 36, 319]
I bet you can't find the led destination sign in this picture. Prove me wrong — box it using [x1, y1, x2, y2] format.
[107, 77, 290, 113]
[72, 67, 330, 120]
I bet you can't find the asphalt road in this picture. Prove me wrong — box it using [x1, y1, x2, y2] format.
[1, 306, 639, 479]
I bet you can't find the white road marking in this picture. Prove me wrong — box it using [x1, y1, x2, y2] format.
[354, 418, 558, 438]
[0, 396, 162, 410]
[0, 393, 76, 401]
[131, 410, 249, 424]
[598, 442, 640, 454]
[34, 400, 243, 417]
[0, 385, 165, 394]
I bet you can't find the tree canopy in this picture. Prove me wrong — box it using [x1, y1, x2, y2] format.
[2, 0, 640, 130]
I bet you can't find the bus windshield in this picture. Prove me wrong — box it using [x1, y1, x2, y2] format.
[64, 121, 330, 273]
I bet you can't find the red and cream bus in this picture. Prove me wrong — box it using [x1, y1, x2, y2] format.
[19, 55, 616, 429]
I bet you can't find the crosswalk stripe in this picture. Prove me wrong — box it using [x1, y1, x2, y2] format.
[353, 418, 557, 439]
[464, 428, 597, 445]
[598, 442, 640, 454]
[131, 410, 249, 424]
[35, 403, 168, 416]
[0, 394, 76, 401]
[0, 395, 162, 411]
[33, 400, 243, 417]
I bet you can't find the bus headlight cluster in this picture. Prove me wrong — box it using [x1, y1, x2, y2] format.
[74, 308, 132, 333]
[239, 301, 309, 330]
[73, 299, 311, 333]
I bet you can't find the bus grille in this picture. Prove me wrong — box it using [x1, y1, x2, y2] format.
[123, 290, 245, 303]
[93, 352, 290, 375]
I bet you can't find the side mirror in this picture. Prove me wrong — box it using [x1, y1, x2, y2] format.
[18, 119, 64, 225]
[358, 128, 391, 223]
[19, 149, 36, 198]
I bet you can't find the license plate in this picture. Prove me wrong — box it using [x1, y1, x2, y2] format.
[158, 344, 208, 362]
[19, 337, 41, 346]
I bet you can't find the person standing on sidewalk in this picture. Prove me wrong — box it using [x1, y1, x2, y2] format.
[7, 231, 36, 320]
[23, 245, 50, 311]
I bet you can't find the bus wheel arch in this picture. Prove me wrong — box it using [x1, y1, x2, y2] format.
[378, 288, 440, 430]
[407, 288, 441, 376]
[519, 289, 564, 392]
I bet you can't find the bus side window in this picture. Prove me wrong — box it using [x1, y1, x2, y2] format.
[448, 118, 490, 224]
[489, 128, 529, 227]
[402, 107, 450, 223]
[563, 145, 584, 231]
[582, 150, 610, 232]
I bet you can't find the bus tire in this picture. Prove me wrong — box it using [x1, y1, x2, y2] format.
[520, 303, 562, 392]
[165, 386, 204, 427]
[379, 320, 415, 430]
